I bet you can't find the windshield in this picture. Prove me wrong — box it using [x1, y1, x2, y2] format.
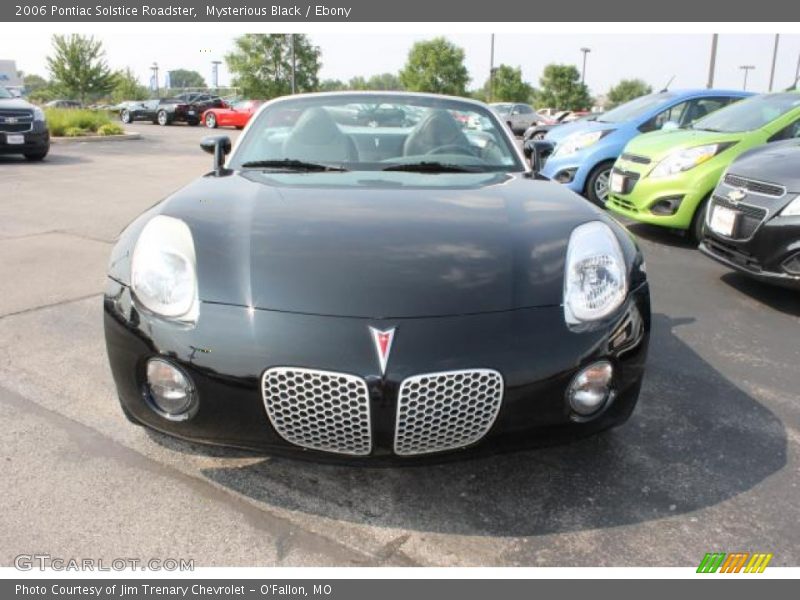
[490, 103, 513, 115]
[692, 93, 800, 133]
[231, 94, 525, 173]
[597, 92, 676, 124]
[0, 87, 12, 99]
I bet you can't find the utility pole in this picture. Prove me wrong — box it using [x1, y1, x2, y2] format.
[150, 62, 159, 96]
[740, 65, 755, 91]
[768, 34, 780, 91]
[290, 34, 296, 94]
[580, 47, 591, 84]
[707, 34, 718, 88]
[211, 60, 221, 90]
[795, 53, 800, 89]
[489, 34, 495, 102]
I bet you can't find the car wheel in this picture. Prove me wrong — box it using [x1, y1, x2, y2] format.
[690, 197, 710, 243]
[24, 149, 48, 161]
[120, 110, 132, 124]
[585, 161, 614, 207]
[157, 110, 169, 126]
[205, 113, 217, 128]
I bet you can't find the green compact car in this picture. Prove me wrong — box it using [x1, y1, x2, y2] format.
[607, 92, 800, 240]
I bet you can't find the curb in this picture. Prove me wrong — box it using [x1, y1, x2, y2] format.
[51, 132, 142, 144]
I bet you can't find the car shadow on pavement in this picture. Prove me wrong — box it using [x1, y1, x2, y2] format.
[152, 312, 787, 537]
[0, 153, 90, 166]
[720, 272, 800, 317]
[622, 222, 697, 249]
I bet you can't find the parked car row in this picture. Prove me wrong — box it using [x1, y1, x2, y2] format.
[527, 88, 800, 289]
[119, 92, 227, 126]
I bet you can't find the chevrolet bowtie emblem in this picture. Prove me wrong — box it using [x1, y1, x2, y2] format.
[727, 188, 747, 204]
[4, 117, 18, 124]
[369, 327, 396, 375]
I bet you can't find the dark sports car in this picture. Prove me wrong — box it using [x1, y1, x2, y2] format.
[104, 92, 650, 462]
[700, 138, 800, 289]
[120, 95, 214, 126]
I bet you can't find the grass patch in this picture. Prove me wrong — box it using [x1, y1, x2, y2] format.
[45, 108, 121, 137]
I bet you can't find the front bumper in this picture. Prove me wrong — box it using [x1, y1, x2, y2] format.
[104, 279, 650, 463]
[539, 153, 591, 193]
[0, 129, 49, 155]
[607, 166, 719, 230]
[700, 211, 800, 289]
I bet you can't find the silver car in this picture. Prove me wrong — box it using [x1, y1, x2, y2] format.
[490, 102, 539, 136]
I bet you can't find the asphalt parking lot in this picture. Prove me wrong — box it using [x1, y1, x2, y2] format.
[1, 122, 798, 567]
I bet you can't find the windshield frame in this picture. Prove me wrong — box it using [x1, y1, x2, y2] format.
[228, 92, 528, 174]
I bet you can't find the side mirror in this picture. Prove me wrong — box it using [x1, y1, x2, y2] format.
[523, 139, 554, 176]
[200, 135, 232, 175]
[661, 121, 680, 131]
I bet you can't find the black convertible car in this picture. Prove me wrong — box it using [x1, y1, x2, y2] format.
[104, 92, 650, 461]
[701, 138, 800, 289]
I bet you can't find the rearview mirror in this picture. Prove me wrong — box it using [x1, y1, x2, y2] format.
[200, 135, 232, 175]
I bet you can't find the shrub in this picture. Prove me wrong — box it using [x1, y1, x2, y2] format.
[44, 108, 114, 136]
[97, 123, 124, 136]
[63, 126, 88, 137]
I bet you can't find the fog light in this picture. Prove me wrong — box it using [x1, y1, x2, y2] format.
[568, 361, 613, 417]
[145, 358, 197, 420]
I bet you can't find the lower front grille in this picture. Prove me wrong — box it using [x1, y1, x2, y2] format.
[394, 369, 504, 456]
[610, 196, 639, 212]
[710, 196, 767, 239]
[262, 367, 371, 455]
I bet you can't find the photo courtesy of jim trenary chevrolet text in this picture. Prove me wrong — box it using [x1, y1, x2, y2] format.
[1, 0, 799, 595]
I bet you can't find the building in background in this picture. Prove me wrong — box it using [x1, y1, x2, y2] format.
[0, 60, 23, 96]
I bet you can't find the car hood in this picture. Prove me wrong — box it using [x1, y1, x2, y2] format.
[0, 98, 35, 111]
[725, 139, 800, 193]
[623, 128, 745, 162]
[545, 120, 617, 144]
[151, 171, 606, 319]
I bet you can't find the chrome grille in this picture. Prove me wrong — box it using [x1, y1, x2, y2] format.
[261, 367, 371, 456]
[723, 174, 785, 197]
[620, 153, 652, 165]
[394, 369, 503, 456]
[0, 109, 34, 133]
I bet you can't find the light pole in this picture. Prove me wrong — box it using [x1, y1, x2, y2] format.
[794, 53, 800, 89]
[489, 33, 495, 102]
[739, 65, 755, 91]
[706, 34, 718, 88]
[580, 47, 591, 84]
[768, 34, 780, 91]
[150, 62, 159, 96]
[289, 34, 296, 94]
[211, 60, 221, 90]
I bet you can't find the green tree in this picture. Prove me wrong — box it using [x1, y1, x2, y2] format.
[399, 37, 469, 96]
[365, 72, 403, 91]
[606, 78, 652, 108]
[225, 34, 321, 99]
[22, 73, 48, 95]
[534, 64, 592, 111]
[46, 34, 116, 104]
[318, 79, 346, 92]
[347, 76, 369, 90]
[112, 68, 149, 102]
[168, 69, 206, 89]
[484, 64, 533, 103]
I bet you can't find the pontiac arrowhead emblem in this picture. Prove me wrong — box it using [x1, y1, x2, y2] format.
[727, 188, 747, 204]
[369, 327, 396, 375]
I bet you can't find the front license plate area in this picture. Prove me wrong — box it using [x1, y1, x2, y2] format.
[6, 134, 24, 145]
[610, 172, 626, 194]
[710, 205, 738, 237]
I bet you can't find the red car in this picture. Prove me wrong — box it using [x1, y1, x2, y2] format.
[202, 100, 262, 129]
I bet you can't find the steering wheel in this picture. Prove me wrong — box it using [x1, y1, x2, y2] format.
[426, 144, 476, 156]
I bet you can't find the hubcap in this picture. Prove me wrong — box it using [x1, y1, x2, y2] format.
[207, 115, 215, 127]
[158, 113, 166, 125]
[595, 169, 610, 202]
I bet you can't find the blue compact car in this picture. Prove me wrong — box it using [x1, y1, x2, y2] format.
[541, 89, 753, 205]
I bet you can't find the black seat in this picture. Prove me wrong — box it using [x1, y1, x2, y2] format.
[283, 107, 358, 163]
[403, 109, 472, 156]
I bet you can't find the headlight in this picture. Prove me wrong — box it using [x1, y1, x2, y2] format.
[564, 221, 627, 324]
[131, 215, 198, 321]
[33, 107, 46, 122]
[649, 144, 725, 178]
[781, 195, 800, 217]
[553, 130, 610, 157]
